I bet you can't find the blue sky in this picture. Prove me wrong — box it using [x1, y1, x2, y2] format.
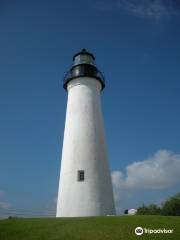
[0, 0, 180, 217]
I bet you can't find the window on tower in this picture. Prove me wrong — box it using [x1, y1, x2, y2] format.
[77, 170, 85, 182]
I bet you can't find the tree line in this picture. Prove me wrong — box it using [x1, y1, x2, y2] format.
[137, 193, 180, 216]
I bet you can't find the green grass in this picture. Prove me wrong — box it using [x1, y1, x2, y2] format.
[0, 215, 180, 240]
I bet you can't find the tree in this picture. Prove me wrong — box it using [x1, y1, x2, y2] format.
[147, 204, 161, 215]
[137, 203, 148, 215]
[161, 193, 180, 216]
[137, 203, 161, 215]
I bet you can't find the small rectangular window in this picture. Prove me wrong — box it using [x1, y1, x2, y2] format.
[77, 170, 84, 181]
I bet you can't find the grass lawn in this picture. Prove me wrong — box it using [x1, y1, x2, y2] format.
[0, 215, 180, 240]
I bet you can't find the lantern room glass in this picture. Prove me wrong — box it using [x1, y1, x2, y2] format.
[74, 54, 94, 66]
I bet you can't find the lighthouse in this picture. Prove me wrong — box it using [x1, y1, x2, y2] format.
[56, 49, 116, 217]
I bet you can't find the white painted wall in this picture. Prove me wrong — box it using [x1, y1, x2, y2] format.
[56, 77, 116, 217]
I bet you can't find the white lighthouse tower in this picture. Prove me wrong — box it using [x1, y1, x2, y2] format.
[56, 49, 115, 217]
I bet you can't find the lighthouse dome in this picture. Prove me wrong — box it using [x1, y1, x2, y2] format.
[63, 49, 105, 90]
[73, 48, 95, 65]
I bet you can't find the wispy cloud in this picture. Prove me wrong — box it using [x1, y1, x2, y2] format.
[0, 190, 4, 198]
[0, 190, 56, 218]
[44, 198, 57, 217]
[95, 0, 180, 18]
[0, 201, 11, 210]
[111, 149, 180, 211]
[0, 191, 12, 218]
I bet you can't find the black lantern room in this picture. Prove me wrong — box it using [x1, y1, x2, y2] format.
[63, 49, 105, 90]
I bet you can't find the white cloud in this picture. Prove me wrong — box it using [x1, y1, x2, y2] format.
[112, 150, 180, 207]
[95, 0, 180, 18]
